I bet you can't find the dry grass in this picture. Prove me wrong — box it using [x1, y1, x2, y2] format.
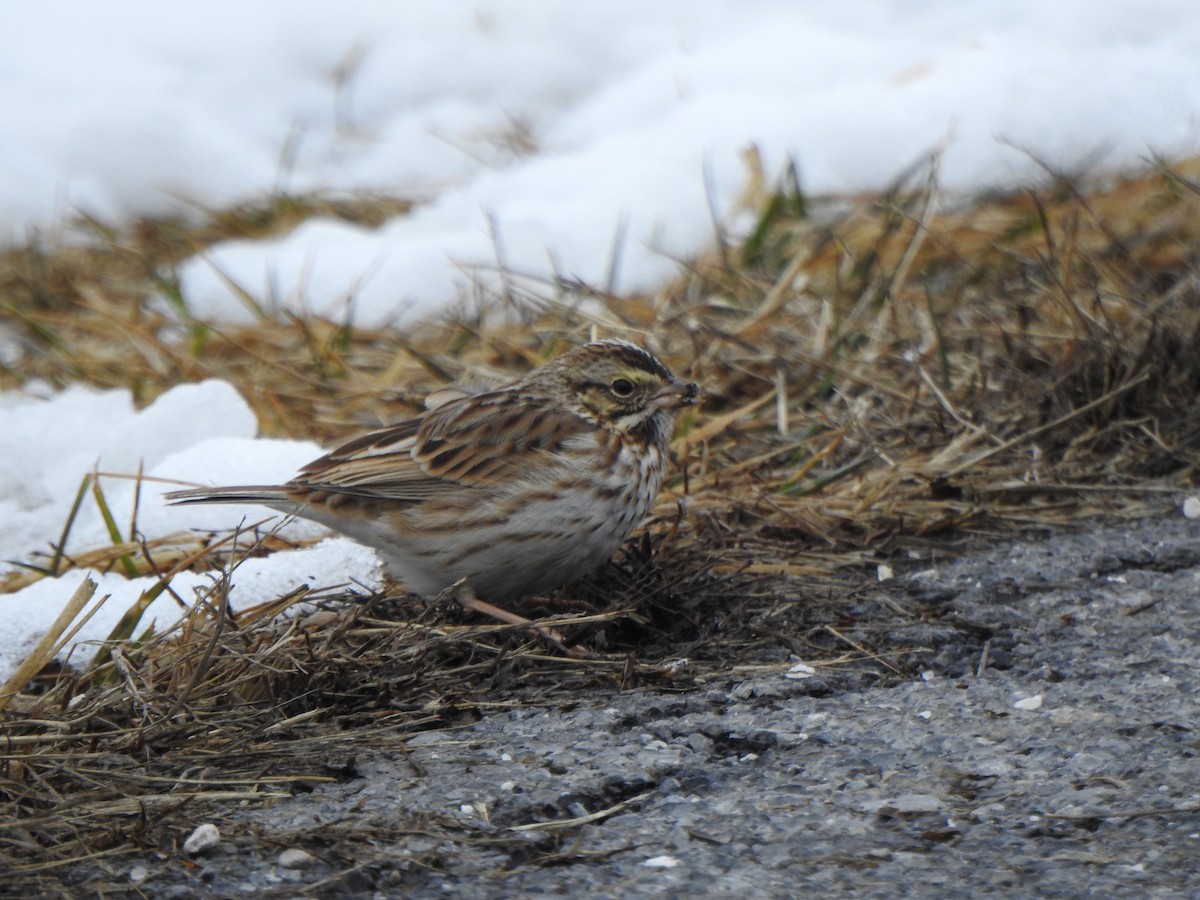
[3, 156, 1200, 890]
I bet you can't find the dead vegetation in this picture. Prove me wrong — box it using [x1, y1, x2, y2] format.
[2, 156, 1200, 891]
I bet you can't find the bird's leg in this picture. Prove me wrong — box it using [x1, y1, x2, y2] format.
[444, 579, 593, 658]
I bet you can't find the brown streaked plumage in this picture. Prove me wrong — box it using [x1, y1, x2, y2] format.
[166, 340, 699, 603]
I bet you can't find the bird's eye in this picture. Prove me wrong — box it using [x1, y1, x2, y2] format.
[610, 378, 635, 397]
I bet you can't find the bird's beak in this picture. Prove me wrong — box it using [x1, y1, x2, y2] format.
[652, 378, 701, 410]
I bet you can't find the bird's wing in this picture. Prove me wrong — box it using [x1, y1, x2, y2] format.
[293, 391, 590, 502]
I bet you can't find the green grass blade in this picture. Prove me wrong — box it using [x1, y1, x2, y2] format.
[91, 476, 140, 579]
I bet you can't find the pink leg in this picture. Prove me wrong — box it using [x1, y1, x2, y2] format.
[450, 581, 594, 659]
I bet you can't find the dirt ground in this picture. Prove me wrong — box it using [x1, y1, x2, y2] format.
[58, 509, 1200, 898]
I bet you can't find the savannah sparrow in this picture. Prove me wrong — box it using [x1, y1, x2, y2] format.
[167, 340, 699, 605]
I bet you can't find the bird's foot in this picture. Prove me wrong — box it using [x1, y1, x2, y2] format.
[442, 579, 595, 659]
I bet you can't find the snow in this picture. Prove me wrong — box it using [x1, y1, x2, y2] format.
[3, 0, 1200, 680]
[6, 2, 1200, 322]
[0, 381, 359, 681]
[6, 539, 381, 685]
[0, 380, 319, 570]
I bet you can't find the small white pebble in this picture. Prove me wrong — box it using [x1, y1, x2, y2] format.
[643, 855, 681, 869]
[129, 865, 149, 884]
[877, 564, 894, 582]
[1013, 694, 1044, 711]
[182, 823, 220, 856]
[500, 781, 517, 791]
[918, 710, 933, 720]
[499, 752, 512, 762]
[278, 848, 315, 869]
[458, 804, 475, 815]
[784, 663, 816, 680]
[1182, 496, 1200, 518]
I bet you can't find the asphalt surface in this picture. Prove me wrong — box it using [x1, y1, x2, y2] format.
[101, 512, 1200, 897]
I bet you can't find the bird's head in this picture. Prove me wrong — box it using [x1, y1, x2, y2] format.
[532, 339, 700, 433]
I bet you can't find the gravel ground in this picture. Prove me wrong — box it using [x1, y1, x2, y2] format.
[105, 513, 1200, 897]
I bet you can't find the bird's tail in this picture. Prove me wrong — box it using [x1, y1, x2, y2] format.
[164, 485, 293, 505]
